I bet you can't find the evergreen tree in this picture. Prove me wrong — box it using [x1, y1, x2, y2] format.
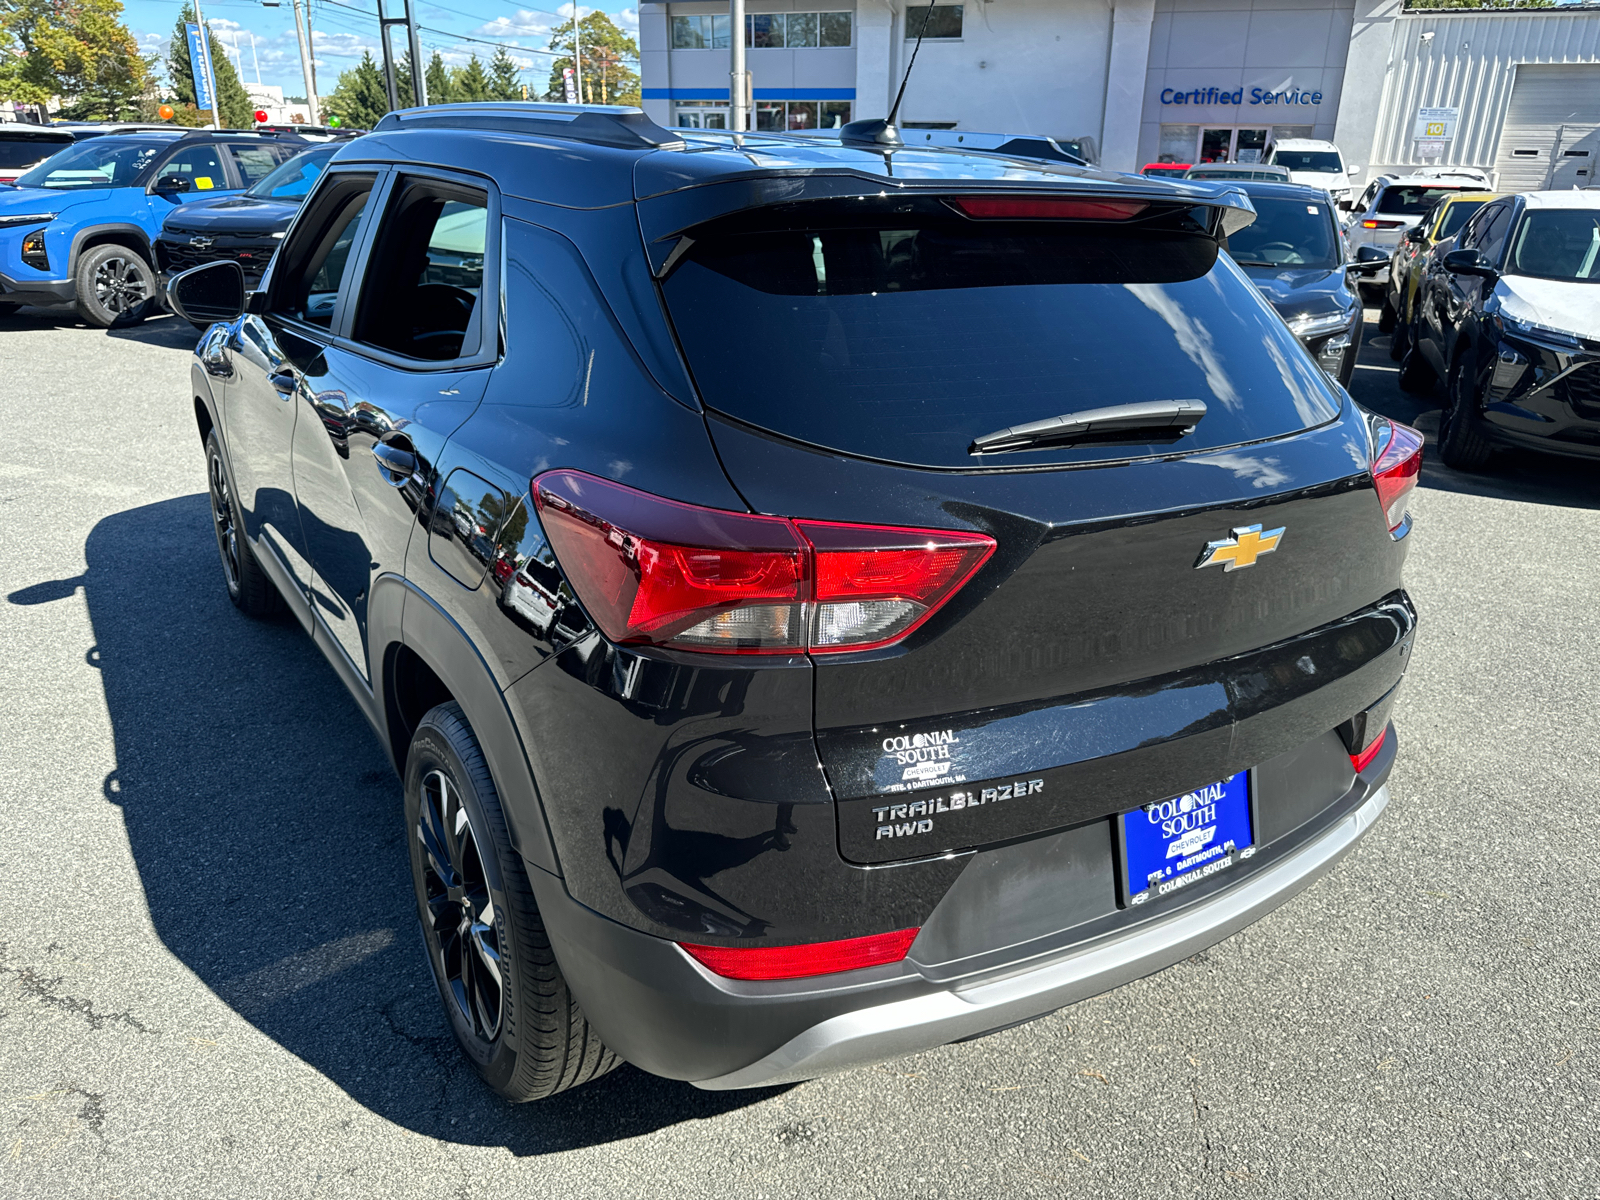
[425, 51, 454, 104]
[395, 50, 415, 107]
[455, 54, 490, 102]
[325, 51, 390, 130]
[543, 12, 638, 106]
[0, 0, 152, 118]
[487, 46, 522, 101]
[165, 4, 252, 127]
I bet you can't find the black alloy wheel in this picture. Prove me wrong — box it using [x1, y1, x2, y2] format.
[1438, 359, 1496, 471]
[417, 767, 504, 1042]
[204, 429, 283, 617]
[75, 243, 155, 328]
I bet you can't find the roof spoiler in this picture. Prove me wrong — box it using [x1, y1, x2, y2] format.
[372, 102, 686, 152]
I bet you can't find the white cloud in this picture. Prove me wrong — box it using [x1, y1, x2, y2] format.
[616, 7, 639, 31]
[312, 29, 383, 59]
[474, 10, 554, 38]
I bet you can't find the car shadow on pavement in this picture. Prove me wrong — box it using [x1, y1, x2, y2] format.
[10, 494, 782, 1154]
[1351, 318, 1600, 512]
[12, 305, 201, 351]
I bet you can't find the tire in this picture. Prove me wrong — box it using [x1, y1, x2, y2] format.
[74, 243, 155, 328]
[1397, 344, 1435, 395]
[1389, 313, 1410, 362]
[1438, 359, 1496, 472]
[0, 301, 19, 317]
[205, 429, 284, 617]
[405, 703, 619, 1102]
[1377, 296, 1397, 334]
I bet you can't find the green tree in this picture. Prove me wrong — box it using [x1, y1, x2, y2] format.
[324, 51, 390, 129]
[487, 46, 522, 101]
[425, 50, 454, 104]
[165, 4, 252, 127]
[455, 54, 490, 101]
[0, 0, 152, 119]
[395, 49, 415, 107]
[543, 11, 638, 106]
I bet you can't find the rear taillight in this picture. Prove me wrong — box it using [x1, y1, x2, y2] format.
[1371, 419, 1423, 533]
[1360, 219, 1405, 230]
[679, 928, 919, 980]
[948, 196, 1148, 221]
[1351, 725, 1388, 773]
[532, 471, 995, 655]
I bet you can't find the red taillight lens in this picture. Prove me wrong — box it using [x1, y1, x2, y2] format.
[1360, 219, 1404, 230]
[948, 196, 1149, 221]
[1351, 724, 1388, 772]
[532, 471, 995, 655]
[1371, 420, 1424, 532]
[679, 928, 919, 980]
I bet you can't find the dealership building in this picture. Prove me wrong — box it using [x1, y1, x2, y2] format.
[638, 0, 1600, 185]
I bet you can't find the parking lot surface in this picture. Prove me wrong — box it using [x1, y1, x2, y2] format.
[2, 305, 1598, 1199]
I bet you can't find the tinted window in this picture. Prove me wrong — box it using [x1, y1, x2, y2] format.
[661, 199, 1340, 469]
[229, 144, 283, 186]
[906, 4, 962, 37]
[1226, 197, 1337, 269]
[1505, 210, 1600, 282]
[246, 148, 332, 199]
[1270, 151, 1341, 172]
[1434, 199, 1484, 240]
[14, 136, 170, 189]
[1375, 185, 1466, 216]
[0, 135, 72, 171]
[351, 178, 488, 361]
[270, 174, 375, 328]
[1475, 205, 1512, 263]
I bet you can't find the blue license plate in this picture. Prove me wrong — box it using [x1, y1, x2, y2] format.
[1122, 772, 1255, 906]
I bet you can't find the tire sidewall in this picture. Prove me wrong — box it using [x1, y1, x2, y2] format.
[75, 244, 154, 328]
[403, 715, 525, 1091]
[204, 431, 244, 607]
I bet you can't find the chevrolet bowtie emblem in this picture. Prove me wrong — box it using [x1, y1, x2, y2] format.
[188, 236, 214, 249]
[1195, 524, 1285, 571]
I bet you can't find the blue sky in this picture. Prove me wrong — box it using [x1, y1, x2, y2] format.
[122, 0, 639, 97]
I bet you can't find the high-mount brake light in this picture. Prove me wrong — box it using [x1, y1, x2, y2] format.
[679, 928, 920, 980]
[948, 196, 1149, 222]
[1370, 419, 1423, 533]
[532, 471, 994, 655]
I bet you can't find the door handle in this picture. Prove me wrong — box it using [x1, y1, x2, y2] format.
[372, 441, 418, 486]
[269, 370, 297, 398]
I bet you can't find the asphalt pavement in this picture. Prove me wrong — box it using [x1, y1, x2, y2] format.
[2, 303, 1598, 1199]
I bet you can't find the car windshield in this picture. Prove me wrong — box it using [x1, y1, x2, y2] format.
[0, 135, 73, 171]
[1271, 151, 1341, 172]
[1505, 210, 1600, 282]
[13, 136, 170, 189]
[245, 148, 333, 200]
[1433, 199, 1485, 240]
[1375, 185, 1466, 216]
[1224, 196, 1338, 269]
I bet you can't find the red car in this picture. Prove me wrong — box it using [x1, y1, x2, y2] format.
[1141, 162, 1192, 178]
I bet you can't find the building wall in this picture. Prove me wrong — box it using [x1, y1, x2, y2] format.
[1137, 0, 1357, 167]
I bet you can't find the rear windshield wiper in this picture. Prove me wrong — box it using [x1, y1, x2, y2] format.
[971, 399, 1208, 455]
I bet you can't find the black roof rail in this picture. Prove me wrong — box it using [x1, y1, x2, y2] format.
[372, 102, 685, 152]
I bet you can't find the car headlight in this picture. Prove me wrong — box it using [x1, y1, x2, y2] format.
[1289, 309, 1357, 339]
[1493, 311, 1580, 349]
[0, 212, 58, 228]
[20, 228, 49, 271]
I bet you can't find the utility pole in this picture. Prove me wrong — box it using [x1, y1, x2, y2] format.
[573, 12, 584, 105]
[378, 0, 428, 111]
[190, 0, 222, 129]
[729, 0, 749, 130]
[291, 0, 319, 123]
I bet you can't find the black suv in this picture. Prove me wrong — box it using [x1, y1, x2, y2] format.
[169, 103, 1420, 1101]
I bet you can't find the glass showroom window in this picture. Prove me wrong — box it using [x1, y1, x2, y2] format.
[674, 101, 728, 129]
[747, 12, 852, 48]
[905, 4, 962, 39]
[1157, 125, 1198, 163]
[753, 100, 852, 131]
[672, 14, 730, 48]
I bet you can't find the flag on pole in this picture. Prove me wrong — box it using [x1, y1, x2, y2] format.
[186, 23, 217, 113]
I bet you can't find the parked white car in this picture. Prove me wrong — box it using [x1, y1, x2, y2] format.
[1341, 175, 1487, 296]
[1263, 138, 1357, 203]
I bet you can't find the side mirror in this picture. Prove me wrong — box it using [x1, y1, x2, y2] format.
[153, 173, 192, 195]
[1443, 247, 1494, 278]
[1337, 199, 1354, 213]
[1347, 165, 1360, 176]
[167, 260, 246, 326]
[1404, 225, 1428, 243]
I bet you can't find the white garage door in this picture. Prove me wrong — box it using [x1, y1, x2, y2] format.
[1493, 63, 1600, 191]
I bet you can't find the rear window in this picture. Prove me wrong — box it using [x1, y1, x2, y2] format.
[0, 135, 72, 170]
[1270, 151, 1341, 172]
[1376, 186, 1466, 215]
[660, 197, 1341, 469]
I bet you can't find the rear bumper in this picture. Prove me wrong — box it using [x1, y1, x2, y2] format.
[532, 738, 1394, 1089]
[0, 269, 75, 308]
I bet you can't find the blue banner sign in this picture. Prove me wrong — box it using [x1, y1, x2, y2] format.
[186, 23, 216, 113]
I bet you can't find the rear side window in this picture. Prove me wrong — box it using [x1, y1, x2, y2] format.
[1435, 200, 1484, 240]
[1375, 186, 1465, 216]
[156, 143, 230, 192]
[660, 197, 1341, 469]
[351, 177, 489, 362]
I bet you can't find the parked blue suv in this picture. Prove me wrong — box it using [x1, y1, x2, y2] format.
[0, 128, 307, 326]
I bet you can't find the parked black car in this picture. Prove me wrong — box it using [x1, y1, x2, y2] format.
[1404, 191, 1600, 470]
[157, 145, 341, 300]
[1221, 180, 1365, 387]
[169, 103, 1420, 1102]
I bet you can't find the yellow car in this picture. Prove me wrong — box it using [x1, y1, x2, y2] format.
[1382, 190, 1501, 360]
